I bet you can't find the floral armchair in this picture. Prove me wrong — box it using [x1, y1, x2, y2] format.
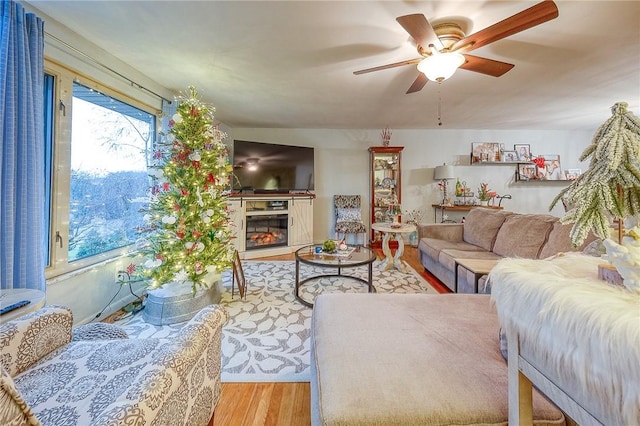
[0, 304, 227, 426]
[334, 195, 367, 245]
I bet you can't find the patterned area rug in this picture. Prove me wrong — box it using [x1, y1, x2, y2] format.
[116, 259, 437, 383]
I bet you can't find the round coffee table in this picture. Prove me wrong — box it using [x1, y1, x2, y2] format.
[294, 245, 377, 307]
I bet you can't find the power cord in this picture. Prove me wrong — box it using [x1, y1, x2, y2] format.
[94, 285, 122, 319]
[94, 271, 145, 320]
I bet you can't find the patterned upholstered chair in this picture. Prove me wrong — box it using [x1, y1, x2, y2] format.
[0, 304, 227, 426]
[334, 195, 366, 245]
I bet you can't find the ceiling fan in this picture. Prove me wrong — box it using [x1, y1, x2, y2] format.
[354, 0, 559, 94]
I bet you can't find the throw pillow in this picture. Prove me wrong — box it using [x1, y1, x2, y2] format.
[72, 323, 129, 341]
[336, 208, 362, 223]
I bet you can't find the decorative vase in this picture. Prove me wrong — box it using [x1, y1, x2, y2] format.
[480, 200, 489, 206]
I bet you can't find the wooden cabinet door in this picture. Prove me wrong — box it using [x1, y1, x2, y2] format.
[290, 198, 313, 246]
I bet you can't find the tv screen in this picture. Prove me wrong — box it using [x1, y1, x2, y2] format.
[232, 140, 315, 193]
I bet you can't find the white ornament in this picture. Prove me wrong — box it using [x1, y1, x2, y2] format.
[196, 187, 204, 207]
[189, 150, 201, 161]
[144, 258, 162, 268]
[174, 269, 189, 283]
[172, 113, 183, 123]
[162, 215, 177, 224]
[206, 209, 214, 216]
[195, 242, 205, 252]
[185, 242, 194, 250]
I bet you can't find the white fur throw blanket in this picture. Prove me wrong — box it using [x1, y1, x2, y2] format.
[490, 253, 640, 425]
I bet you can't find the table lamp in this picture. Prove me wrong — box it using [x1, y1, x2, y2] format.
[434, 164, 455, 205]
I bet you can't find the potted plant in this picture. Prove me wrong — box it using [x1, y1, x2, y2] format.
[477, 183, 493, 206]
[550, 102, 640, 290]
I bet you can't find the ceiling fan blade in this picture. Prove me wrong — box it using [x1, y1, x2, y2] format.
[406, 73, 428, 94]
[396, 14, 444, 51]
[460, 54, 515, 77]
[353, 58, 421, 75]
[451, 0, 559, 52]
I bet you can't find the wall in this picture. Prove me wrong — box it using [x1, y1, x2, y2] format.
[231, 128, 594, 243]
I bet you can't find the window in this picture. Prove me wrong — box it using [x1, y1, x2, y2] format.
[45, 62, 158, 277]
[69, 83, 154, 261]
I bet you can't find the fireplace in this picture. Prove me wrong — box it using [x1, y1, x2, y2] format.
[245, 213, 288, 250]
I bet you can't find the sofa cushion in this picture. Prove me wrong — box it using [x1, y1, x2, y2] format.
[493, 215, 556, 258]
[419, 238, 485, 263]
[539, 221, 599, 259]
[463, 208, 511, 251]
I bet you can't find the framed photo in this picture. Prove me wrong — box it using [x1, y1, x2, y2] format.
[471, 142, 501, 163]
[514, 144, 531, 162]
[539, 154, 564, 180]
[502, 150, 518, 162]
[517, 164, 537, 181]
[565, 168, 581, 180]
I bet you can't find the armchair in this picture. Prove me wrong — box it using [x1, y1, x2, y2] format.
[1, 304, 227, 426]
[333, 195, 366, 245]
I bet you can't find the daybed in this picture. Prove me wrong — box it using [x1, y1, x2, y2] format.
[417, 207, 597, 293]
[1, 304, 227, 426]
[310, 293, 565, 425]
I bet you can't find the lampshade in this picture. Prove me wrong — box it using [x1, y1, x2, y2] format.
[434, 164, 455, 180]
[417, 52, 465, 82]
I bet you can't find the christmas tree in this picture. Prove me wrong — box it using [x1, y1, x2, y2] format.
[140, 86, 234, 292]
[550, 102, 640, 246]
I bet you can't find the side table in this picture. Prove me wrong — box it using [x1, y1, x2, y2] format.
[371, 222, 416, 273]
[0, 288, 46, 323]
[455, 258, 499, 293]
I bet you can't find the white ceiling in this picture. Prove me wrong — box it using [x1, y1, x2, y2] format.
[27, 0, 640, 131]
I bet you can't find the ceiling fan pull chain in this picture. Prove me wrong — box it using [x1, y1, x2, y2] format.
[437, 87, 443, 126]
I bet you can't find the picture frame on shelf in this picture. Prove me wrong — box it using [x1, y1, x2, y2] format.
[517, 164, 538, 181]
[471, 142, 502, 163]
[514, 144, 532, 162]
[540, 154, 564, 180]
[565, 168, 581, 180]
[502, 150, 518, 162]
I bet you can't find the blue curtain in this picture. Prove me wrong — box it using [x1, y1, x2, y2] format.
[0, 0, 46, 290]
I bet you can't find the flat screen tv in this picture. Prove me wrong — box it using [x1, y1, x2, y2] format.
[232, 140, 314, 193]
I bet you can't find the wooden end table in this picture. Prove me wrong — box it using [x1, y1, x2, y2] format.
[370, 222, 416, 273]
[455, 258, 499, 293]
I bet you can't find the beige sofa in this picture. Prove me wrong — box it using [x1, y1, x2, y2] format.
[417, 207, 596, 293]
[310, 293, 566, 426]
[1, 304, 227, 426]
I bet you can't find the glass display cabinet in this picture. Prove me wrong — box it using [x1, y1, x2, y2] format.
[369, 146, 404, 245]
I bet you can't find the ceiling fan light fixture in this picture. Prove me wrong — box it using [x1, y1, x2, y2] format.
[246, 157, 260, 171]
[417, 52, 465, 82]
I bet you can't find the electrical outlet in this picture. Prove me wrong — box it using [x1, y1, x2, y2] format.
[115, 270, 128, 282]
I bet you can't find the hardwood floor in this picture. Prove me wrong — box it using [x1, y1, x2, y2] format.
[210, 382, 310, 426]
[209, 245, 430, 426]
